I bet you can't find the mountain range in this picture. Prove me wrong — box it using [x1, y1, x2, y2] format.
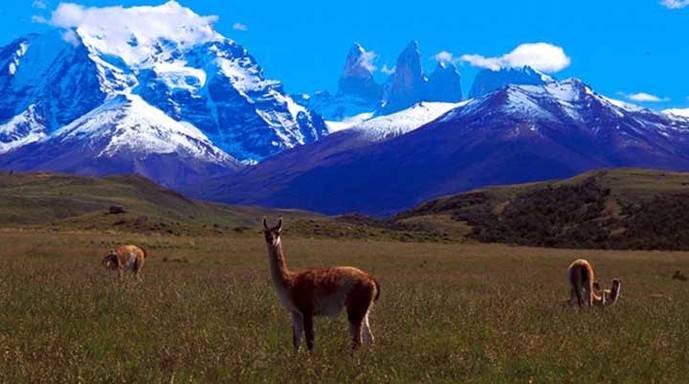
[203, 78, 689, 215]
[1, 1, 688, 215]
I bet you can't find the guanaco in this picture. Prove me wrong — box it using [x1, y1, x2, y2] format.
[263, 218, 380, 352]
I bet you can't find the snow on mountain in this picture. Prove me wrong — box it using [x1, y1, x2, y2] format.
[0, 105, 46, 154]
[205, 78, 689, 215]
[0, 1, 326, 166]
[0, 31, 111, 133]
[324, 112, 375, 133]
[348, 101, 465, 141]
[0, 94, 239, 188]
[324, 101, 460, 134]
[53, 94, 233, 163]
[601, 97, 647, 113]
[664, 108, 689, 119]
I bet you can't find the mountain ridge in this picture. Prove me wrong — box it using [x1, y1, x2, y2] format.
[202, 78, 689, 215]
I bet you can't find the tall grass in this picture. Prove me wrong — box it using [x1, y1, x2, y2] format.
[1, 230, 688, 382]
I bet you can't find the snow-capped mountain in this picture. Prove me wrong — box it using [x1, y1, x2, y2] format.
[193, 101, 462, 204]
[204, 78, 689, 215]
[0, 94, 239, 187]
[0, 1, 326, 175]
[339, 101, 465, 143]
[0, 30, 111, 144]
[469, 66, 553, 98]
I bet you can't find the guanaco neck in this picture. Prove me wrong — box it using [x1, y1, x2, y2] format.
[267, 238, 291, 288]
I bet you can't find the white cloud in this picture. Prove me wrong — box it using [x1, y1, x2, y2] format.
[61, 29, 80, 47]
[48, 1, 220, 64]
[433, 51, 455, 64]
[31, 15, 49, 24]
[460, 42, 571, 73]
[358, 49, 377, 72]
[459, 54, 502, 71]
[232, 22, 248, 31]
[624, 92, 670, 103]
[381, 64, 395, 75]
[661, 0, 689, 9]
[32, 0, 48, 9]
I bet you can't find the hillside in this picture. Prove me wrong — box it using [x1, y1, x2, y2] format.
[0, 172, 318, 235]
[398, 168, 689, 250]
[0, 172, 450, 241]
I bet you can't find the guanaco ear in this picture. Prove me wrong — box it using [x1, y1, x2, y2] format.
[276, 217, 283, 233]
[263, 217, 269, 230]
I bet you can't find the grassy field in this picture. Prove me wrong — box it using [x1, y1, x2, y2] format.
[2, 228, 689, 383]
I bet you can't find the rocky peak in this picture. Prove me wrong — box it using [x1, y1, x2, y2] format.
[380, 41, 427, 114]
[426, 61, 462, 103]
[337, 43, 382, 102]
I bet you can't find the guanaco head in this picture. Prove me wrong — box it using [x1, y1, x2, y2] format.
[607, 279, 622, 305]
[102, 250, 118, 270]
[263, 217, 283, 247]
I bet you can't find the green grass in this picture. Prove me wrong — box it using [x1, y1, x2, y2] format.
[2, 229, 689, 383]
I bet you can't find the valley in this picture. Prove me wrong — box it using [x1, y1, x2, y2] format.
[5, 168, 689, 249]
[1, 2, 688, 382]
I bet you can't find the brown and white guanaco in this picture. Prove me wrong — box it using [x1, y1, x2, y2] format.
[102, 244, 147, 281]
[263, 218, 380, 352]
[567, 259, 621, 307]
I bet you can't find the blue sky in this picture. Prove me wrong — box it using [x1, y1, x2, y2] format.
[1, 0, 688, 109]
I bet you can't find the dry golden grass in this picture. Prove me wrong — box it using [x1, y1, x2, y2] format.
[1, 229, 689, 383]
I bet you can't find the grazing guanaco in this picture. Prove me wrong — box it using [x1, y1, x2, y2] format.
[102, 245, 147, 281]
[568, 259, 600, 307]
[263, 218, 380, 352]
[567, 259, 621, 307]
